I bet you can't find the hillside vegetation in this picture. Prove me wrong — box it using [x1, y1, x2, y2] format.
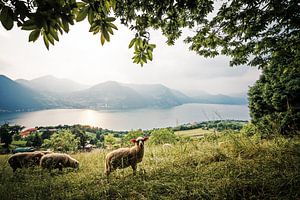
[1, 131, 299, 199]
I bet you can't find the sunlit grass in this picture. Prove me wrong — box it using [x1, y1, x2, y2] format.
[175, 128, 216, 138]
[1, 132, 300, 199]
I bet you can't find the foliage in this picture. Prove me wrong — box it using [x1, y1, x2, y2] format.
[104, 133, 116, 147]
[71, 127, 89, 149]
[1, 0, 298, 67]
[95, 131, 104, 142]
[42, 129, 79, 152]
[122, 130, 143, 145]
[0, 123, 12, 149]
[26, 132, 42, 148]
[1, 131, 300, 199]
[174, 120, 247, 132]
[150, 128, 177, 145]
[248, 62, 300, 135]
[240, 123, 259, 137]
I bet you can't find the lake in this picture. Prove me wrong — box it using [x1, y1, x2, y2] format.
[0, 104, 249, 131]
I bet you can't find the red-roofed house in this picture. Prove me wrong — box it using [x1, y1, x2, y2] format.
[20, 128, 37, 138]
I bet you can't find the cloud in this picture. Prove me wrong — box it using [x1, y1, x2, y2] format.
[0, 20, 261, 95]
[0, 57, 12, 70]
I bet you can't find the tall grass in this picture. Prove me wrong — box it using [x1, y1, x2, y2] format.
[1, 132, 299, 199]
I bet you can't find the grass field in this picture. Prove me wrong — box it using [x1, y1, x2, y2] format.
[175, 128, 217, 138]
[1, 132, 300, 200]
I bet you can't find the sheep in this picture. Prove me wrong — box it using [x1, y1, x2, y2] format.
[8, 152, 45, 172]
[40, 153, 79, 171]
[105, 136, 149, 177]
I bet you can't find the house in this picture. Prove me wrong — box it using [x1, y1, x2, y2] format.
[20, 128, 37, 138]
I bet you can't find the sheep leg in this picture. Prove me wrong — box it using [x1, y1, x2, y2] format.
[131, 164, 137, 175]
[58, 163, 63, 171]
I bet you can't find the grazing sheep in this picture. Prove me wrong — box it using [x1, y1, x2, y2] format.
[105, 136, 149, 177]
[8, 152, 45, 172]
[35, 150, 53, 155]
[40, 153, 79, 171]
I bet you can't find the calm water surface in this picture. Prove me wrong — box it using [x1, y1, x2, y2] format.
[0, 104, 249, 131]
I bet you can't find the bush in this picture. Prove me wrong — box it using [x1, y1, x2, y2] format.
[42, 129, 79, 152]
[240, 123, 259, 137]
[149, 128, 177, 145]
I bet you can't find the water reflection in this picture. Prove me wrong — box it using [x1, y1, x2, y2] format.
[0, 104, 249, 131]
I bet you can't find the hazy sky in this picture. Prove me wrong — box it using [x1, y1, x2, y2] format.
[0, 20, 260, 95]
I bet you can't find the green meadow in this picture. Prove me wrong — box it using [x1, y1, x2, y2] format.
[1, 130, 300, 200]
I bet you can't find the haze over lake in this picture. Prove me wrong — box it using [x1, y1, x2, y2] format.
[0, 103, 249, 131]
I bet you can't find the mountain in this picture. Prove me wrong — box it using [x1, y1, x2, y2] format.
[67, 81, 188, 109]
[1, 74, 247, 112]
[0, 75, 47, 111]
[190, 93, 247, 105]
[16, 75, 89, 94]
[67, 81, 148, 109]
[124, 83, 190, 107]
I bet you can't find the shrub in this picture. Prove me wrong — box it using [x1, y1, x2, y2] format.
[42, 129, 79, 152]
[150, 128, 177, 145]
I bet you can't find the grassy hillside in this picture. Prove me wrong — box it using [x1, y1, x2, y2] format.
[0, 132, 299, 199]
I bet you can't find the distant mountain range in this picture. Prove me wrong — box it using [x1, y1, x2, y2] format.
[0, 75, 247, 112]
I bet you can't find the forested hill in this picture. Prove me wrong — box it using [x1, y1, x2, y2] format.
[1, 75, 247, 112]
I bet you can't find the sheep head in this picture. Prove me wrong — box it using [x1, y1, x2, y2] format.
[130, 137, 149, 148]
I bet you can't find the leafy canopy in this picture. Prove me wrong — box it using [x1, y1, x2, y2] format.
[1, 0, 298, 68]
[0, 0, 213, 66]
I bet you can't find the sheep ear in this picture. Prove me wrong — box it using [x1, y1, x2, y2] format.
[130, 139, 136, 143]
[143, 137, 149, 142]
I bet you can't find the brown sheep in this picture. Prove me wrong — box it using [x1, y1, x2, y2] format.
[105, 136, 149, 177]
[40, 153, 79, 171]
[8, 152, 45, 172]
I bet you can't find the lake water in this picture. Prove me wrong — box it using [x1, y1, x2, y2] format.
[0, 104, 249, 131]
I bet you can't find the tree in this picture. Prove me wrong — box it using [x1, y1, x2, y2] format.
[26, 132, 43, 148]
[42, 129, 79, 152]
[104, 134, 116, 148]
[0, 123, 12, 150]
[0, 0, 213, 66]
[122, 129, 143, 145]
[150, 128, 177, 145]
[248, 62, 300, 135]
[95, 131, 104, 142]
[71, 128, 89, 149]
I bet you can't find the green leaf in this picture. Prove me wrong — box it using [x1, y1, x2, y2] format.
[111, 0, 116, 11]
[76, 2, 86, 8]
[46, 34, 55, 45]
[49, 27, 59, 41]
[76, 6, 89, 22]
[139, 38, 144, 49]
[107, 27, 113, 35]
[88, 8, 94, 25]
[147, 50, 153, 61]
[106, 17, 116, 22]
[21, 25, 37, 30]
[102, 30, 110, 42]
[108, 22, 118, 30]
[22, 19, 37, 30]
[62, 18, 69, 33]
[100, 34, 105, 45]
[129, 38, 136, 48]
[43, 34, 49, 50]
[29, 29, 40, 42]
[0, 6, 14, 30]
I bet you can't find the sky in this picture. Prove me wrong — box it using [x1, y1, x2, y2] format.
[0, 20, 260, 95]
